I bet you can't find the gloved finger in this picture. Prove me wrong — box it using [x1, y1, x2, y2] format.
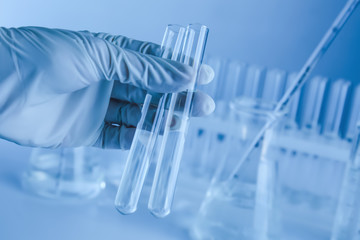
[86, 33, 215, 93]
[96, 42, 196, 92]
[191, 91, 215, 116]
[110, 81, 162, 104]
[93, 123, 135, 149]
[104, 52, 215, 93]
[89, 32, 162, 56]
[153, 91, 215, 131]
[197, 64, 215, 85]
[105, 91, 214, 132]
[175, 91, 215, 117]
[92, 37, 216, 93]
[105, 98, 159, 127]
[89, 32, 214, 86]
[109, 66, 216, 104]
[111, 81, 147, 104]
[105, 100, 141, 127]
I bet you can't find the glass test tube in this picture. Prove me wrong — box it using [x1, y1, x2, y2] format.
[115, 25, 186, 214]
[148, 24, 209, 217]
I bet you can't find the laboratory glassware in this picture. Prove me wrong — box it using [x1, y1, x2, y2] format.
[101, 149, 128, 186]
[227, 0, 360, 184]
[115, 24, 186, 215]
[191, 75, 356, 239]
[148, 24, 209, 218]
[190, 62, 288, 239]
[299, 76, 328, 131]
[191, 97, 282, 240]
[254, 94, 359, 240]
[331, 124, 360, 240]
[179, 57, 356, 237]
[255, 116, 351, 239]
[322, 79, 350, 137]
[167, 59, 248, 228]
[22, 147, 105, 199]
[345, 85, 360, 140]
[115, 24, 209, 217]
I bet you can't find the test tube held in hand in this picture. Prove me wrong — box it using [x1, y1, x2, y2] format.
[148, 24, 209, 217]
[114, 25, 186, 214]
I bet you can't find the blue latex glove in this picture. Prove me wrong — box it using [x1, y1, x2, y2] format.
[0, 27, 215, 149]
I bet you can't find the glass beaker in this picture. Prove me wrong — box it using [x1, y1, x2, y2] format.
[22, 147, 105, 199]
[191, 98, 281, 240]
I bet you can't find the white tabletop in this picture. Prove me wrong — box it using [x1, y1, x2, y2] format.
[0, 140, 190, 240]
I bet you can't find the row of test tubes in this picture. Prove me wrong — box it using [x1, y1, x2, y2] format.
[194, 57, 360, 141]
[184, 59, 359, 183]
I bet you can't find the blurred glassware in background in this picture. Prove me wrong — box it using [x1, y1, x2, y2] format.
[166, 55, 360, 239]
[249, 111, 351, 240]
[100, 149, 128, 187]
[191, 100, 279, 240]
[188, 57, 288, 239]
[331, 123, 360, 240]
[22, 147, 106, 199]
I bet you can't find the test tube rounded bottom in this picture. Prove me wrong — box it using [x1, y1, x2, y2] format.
[114, 128, 153, 215]
[148, 129, 186, 218]
[148, 205, 171, 218]
[115, 202, 136, 215]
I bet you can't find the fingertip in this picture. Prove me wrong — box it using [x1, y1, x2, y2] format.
[93, 124, 136, 150]
[192, 91, 216, 117]
[202, 95, 216, 116]
[198, 64, 215, 85]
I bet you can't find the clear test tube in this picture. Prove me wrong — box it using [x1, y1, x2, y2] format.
[148, 24, 209, 217]
[261, 69, 287, 105]
[114, 24, 186, 214]
[300, 76, 328, 131]
[285, 72, 302, 124]
[242, 65, 266, 101]
[322, 79, 350, 137]
[345, 85, 360, 140]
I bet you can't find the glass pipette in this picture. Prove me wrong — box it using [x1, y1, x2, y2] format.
[148, 24, 209, 217]
[115, 25, 186, 214]
[228, 0, 360, 182]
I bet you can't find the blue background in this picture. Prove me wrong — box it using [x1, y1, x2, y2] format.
[1, 0, 360, 82]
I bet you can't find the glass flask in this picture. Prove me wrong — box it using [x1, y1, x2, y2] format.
[22, 147, 105, 199]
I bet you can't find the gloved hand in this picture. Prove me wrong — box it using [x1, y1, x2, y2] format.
[0, 27, 215, 149]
